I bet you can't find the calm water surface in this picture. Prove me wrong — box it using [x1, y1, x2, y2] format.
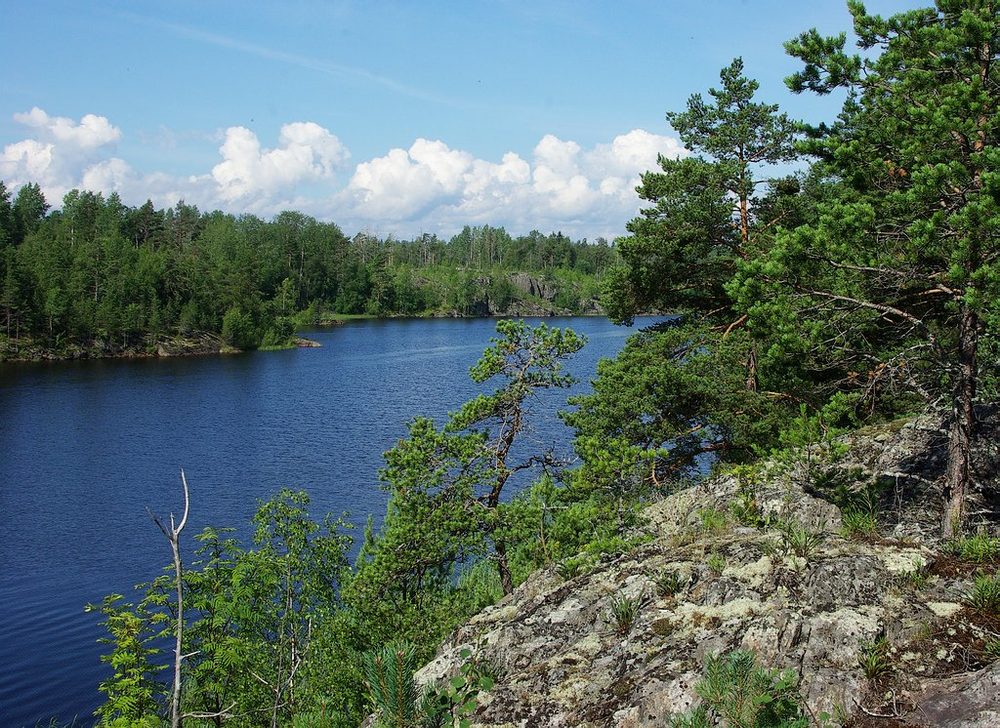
[0, 316, 659, 726]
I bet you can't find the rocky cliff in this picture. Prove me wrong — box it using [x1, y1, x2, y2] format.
[437, 272, 601, 317]
[413, 413, 1000, 727]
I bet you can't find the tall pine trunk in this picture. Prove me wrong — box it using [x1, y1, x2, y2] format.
[943, 304, 978, 538]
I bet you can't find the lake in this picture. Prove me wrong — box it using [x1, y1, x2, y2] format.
[0, 316, 661, 726]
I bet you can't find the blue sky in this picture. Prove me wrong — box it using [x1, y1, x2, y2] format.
[1, 0, 925, 239]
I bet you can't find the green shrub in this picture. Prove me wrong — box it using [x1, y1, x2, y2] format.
[984, 638, 1000, 661]
[422, 648, 494, 728]
[965, 573, 1000, 613]
[778, 522, 825, 559]
[83, 594, 164, 726]
[260, 315, 295, 348]
[947, 532, 1000, 563]
[730, 490, 766, 528]
[671, 650, 807, 728]
[728, 465, 766, 527]
[698, 508, 729, 533]
[362, 641, 421, 728]
[898, 565, 929, 590]
[455, 561, 504, 614]
[706, 552, 727, 575]
[556, 554, 594, 580]
[654, 570, 687, 597]
[221, 306, 258, 349]
[841, 509, 878, 539]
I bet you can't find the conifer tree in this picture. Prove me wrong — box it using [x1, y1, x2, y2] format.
[740, 0, 1000, 536]
[604, 58, 799, 327]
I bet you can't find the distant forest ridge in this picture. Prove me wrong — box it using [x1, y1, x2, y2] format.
[0, 180, 619, 360]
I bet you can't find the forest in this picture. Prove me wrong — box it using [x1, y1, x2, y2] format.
[21, 1, 1000, 726]
[0, 187, 616, 360]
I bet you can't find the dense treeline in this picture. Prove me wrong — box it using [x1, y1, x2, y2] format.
[76, 2, 1000, 726]
[0, 185, 615, 358]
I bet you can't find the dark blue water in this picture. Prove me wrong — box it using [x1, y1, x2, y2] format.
[0, 316, 657, 726]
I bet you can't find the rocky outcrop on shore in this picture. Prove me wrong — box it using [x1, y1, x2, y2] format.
[0, 332, 237, 363]
[413, 415, 1000, 727]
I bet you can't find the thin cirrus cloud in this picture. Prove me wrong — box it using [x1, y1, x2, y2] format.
[121, 13, 455, 107]
[0, 107, 685, 239]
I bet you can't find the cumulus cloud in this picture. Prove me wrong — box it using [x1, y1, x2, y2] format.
[212, 122, 349, 202]
[346, 140, 475, 219]
[584, 128, 685, 178]
[340, 128, 684, 236]
[0, 107, 124, 201]
[80, 158, 133, 192]
[1, 107, 686, 238]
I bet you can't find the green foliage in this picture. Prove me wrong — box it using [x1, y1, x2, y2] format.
[355, 320, 584, 616]
[966, 573, 1000, 614]
[730, 490, 765, 529]
[672, 650, 807, 728]
[352, 416, 488, 609]
[748, 2, 1000, 536]
[841, 509, 879, 540]
[0, 187, 613, 360]
[896, 564, 929, 591]
[420, 648, 496, 728]
[605, 57, 799, 326]
[698, 508, 729, 533]
[654, 571, 688, 598]
[341, 320, 588, 703]
[607, 593, 643, 635]
[706, 552, 727, 575]
[360, 641, 498, 728]
[84, 594, 164, 726]
[565, 324, 790, 484]
[363, 641, 421, 728]
[88, 490, 356, 726]
[984, 638, 1000, 662]
[556, 554, 595, 581]
[776, 522, 826, 559]
[857, 638, 893, 681]
[453, 561, 504, 616]
[947, 532, 1000, 564]
[803, 464, 884, 541]
[221, 306, 258, 349]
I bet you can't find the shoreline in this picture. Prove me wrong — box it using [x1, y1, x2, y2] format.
[1, 310, 625, 365]
[0, 333, 322, 365]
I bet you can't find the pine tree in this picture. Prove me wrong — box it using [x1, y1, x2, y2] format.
[743, 0, 1000, 536]
[604, 58, 800, 327]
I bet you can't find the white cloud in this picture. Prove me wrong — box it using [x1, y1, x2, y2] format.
[1, 107, 686, 239]
[211, 122, 349, 202]
[533, 134, 582, 177]
[585, 128, 685, 179]
[1, 108, 123, 201]
[340, 128, 683, 236]
[80, 158, 129, 191]
[13, 107, 121, 149]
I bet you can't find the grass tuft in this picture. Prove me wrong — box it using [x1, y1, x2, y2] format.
[607, 593, 643, 635]
[858, 637, 893, 680]
[965, 572, 1000, 613]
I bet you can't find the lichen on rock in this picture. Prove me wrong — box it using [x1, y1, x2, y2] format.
[409, 415, 1000, 727]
